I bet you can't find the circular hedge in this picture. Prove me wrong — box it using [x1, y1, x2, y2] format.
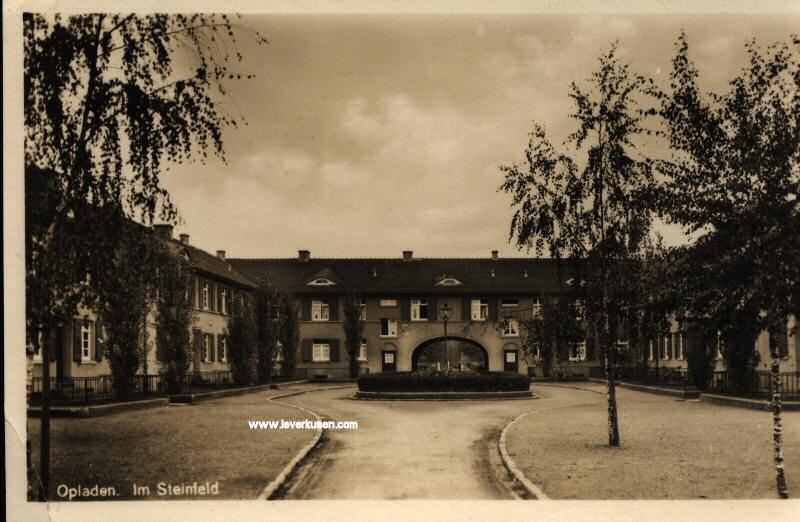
[357, 371, 529, 393]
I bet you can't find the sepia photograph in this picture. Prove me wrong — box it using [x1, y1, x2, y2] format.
[4, 1, 800, 520]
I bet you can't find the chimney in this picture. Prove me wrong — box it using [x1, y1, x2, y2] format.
[179, 233, 190, 245]
[298, 250, 311, 263]
[153, 224, 173, 240]
[491, 250, 499, 260]
[216, 250, 226, 260]
[402, 250, 413, 261]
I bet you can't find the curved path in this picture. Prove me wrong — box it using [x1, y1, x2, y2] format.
[273, 385, 589, 500]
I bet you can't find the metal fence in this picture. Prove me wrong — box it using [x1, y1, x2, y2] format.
[710, 370, 800, 400]
[30, 375, 162, 404]
[529, 365, 590, 380]
[295, 367, 370, 380]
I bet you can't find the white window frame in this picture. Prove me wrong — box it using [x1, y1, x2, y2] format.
[203, 334, 212, 362]
[220, 288, 228, 315]
[505, 350, 518, 363]
[218, 336, 227, 363]
[569, 341, 586, 362]
[80, 323, 92, 362]
[676, 332, 684, 360]
[311, 299, 330, 321]
[616, 339, 629, 351]
[274, 341, 284, 361]
[648, 340, 654, 361]
[502, 318, 520, 337]
[471, 299, 488, 321]
[312, 342, 331, 362]
[411, 298, 428, 321]
[380, 318, 398, 338]
[307, 278, 336, 286]
[358, 338, 368, 361]
[662, 335, 671, 361]
[716, 330, 723, 359]
[359, 299, 367, 321]
[202, 282, 210, 310]
[532, 299, 542, 318]
[380, 298, 398, 307]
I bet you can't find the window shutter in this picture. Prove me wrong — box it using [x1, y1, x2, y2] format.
[489, 298, 498, 321]
[586, 335, 595, 361]
[195, 278, 200, 309]
[329, 296, 339, 321]
[774, 323, 789, 358]
[462, 298, 471, 321]
[330, 339, 340, 362]
[428, 297, 438, 321]
[47, 328, 58, 362]
[72, 320, 82, 363]
[400, 298, 410, 321]
[93, 322, 103, 362]
[209, 334, 215, 362]
[301, 339, 313, 362]
[301, 298, 311, 321]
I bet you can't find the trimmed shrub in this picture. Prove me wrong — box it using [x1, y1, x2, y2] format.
[357, 371, 529, 392]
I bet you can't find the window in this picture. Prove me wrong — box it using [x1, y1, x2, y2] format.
[675, 332, 684, 360]
[505, 351, 517, 363]
[359, 298, 367, 320]
[203, 334, 213, 362]
[532, 299, 542, 317]
[663, 335, 671, 360]
[220, 288, 228, 315]
[501, 298, 519, 308]
[308, 278, 336, 286]
[81, 323, 92, 362]
[358, 338, 368, 361]
[574, 300, 584, 320]
[716, 330, 723, 359]
[380, 298, 398, 307]
[380, 318, 398, 337]
[502, 318, 520, 337]
[202, 282, 210, 310]
[312, 299, 330, 321]
[532, 344, 542, 362]
[274, 341, 284, 361]
[648, 340, 654, 361]
[312, 342, 330, 362]
[471, 299, 488, 321]
[218, 336, 227, 363]
[411, 299, 428, 321]
[616, 339, 629, 351]
[569, 342, 586, 361]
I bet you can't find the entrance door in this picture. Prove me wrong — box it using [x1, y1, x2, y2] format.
[382, 351, 396, 373]
[504, 350, 519, 373]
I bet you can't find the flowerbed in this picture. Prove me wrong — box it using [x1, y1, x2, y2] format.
[357, 371, 529, 392]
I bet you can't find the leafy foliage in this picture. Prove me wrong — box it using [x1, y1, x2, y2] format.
[228, 295, 258, 385]
[253, 282, 282, 383]
[154, 243, 195, 395]
[500, 44, 658, 446]
[521, 298, 583, 376]
[343, 291, 365, 379]
[278, 296, 300, 379]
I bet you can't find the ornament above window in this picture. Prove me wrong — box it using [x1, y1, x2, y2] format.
[307, 278, 336, 286]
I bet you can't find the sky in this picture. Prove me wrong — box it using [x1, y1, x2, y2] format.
[159, 12, 800, 259]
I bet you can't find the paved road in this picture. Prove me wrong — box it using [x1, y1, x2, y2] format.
[275, 386, 549, 500]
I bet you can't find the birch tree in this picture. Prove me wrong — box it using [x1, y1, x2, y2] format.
[500, 44, 657, 446]
[24, 13, 266, 499]
[656, 33, 799, 498]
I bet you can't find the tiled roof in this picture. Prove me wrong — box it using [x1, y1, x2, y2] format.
[228, 257, 576, 295]
[170, 241, 256, 288]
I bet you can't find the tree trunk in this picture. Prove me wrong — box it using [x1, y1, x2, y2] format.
[603, 310, 620, 447]
[770, 340, 789, 498]
[604, 346, 621, 447]
[37, 328, 51, 500]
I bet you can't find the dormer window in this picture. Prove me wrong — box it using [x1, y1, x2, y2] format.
[308, 278, 336, 286]
[435, 277, 463, 287]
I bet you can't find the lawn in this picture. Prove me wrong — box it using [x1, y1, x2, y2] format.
[28, 388, 318, 500]
[505, 384, 800, 499]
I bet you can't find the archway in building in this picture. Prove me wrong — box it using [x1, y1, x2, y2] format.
[411, 337, 488, 372]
